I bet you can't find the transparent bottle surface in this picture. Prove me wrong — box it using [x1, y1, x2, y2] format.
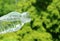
[0, 12, 31, 34]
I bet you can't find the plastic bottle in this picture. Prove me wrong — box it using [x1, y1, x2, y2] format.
[0, 12, 31, 34]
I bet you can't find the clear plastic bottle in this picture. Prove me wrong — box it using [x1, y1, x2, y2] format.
[0, 12, 31, 34]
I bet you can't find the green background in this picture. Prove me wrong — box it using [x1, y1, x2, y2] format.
[0, 0, 60, 41]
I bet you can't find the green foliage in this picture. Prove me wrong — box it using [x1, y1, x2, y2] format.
[0, 0, 60, 41]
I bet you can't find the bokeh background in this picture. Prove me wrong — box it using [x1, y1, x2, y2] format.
[0, 0, 60, 41]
